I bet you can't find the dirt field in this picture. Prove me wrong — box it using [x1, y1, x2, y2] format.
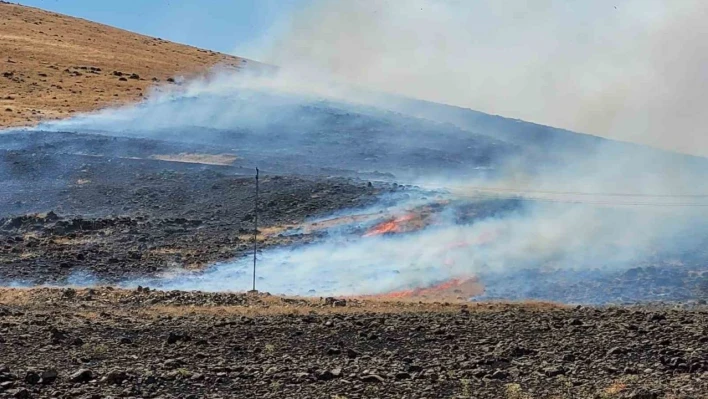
[0, 288, 707, 398]
[0, 2, 248, 128]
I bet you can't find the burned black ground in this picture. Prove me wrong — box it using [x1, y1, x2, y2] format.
[0, 130, 395, 284]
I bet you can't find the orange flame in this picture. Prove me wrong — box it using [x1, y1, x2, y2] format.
[362, 277, 482, 300]
[363, 213, 418, 237]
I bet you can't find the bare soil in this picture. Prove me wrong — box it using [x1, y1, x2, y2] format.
[1, 288, 707, 398]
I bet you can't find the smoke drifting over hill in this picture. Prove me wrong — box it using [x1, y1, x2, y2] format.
[259, 0, 708, 156]
[20, 62, 708, 301]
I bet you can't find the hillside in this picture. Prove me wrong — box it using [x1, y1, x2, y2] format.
[0, 2, 246, 128]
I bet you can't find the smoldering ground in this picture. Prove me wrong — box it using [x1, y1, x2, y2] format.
[5, 62, 708, 302]
[3, 1, 708, 302]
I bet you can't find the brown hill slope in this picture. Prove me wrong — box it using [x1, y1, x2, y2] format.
[0, 2, 247, 128]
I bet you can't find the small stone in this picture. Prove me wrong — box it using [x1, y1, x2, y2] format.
[13, 388, 30, 399]
[647, 313, 666, 322]
[361, 374, 385, 383]
[166, 332, 179, 344]
[163, 359, 182, 369]
[101, 369, 127, 385]
[326, 347, 341, 356]
[317, 370, 336, 381]
[607, 347, 624, 356]
[40, 369, 58, 384]
[395, 372, 411, 380]
[49, 327, 66, 341]
[544, 366, 566, 377]
[489, 370, 509, 380]
[346, 348, 359, 359]
[408, 365, 423, 373]
[324, 297, 347, 307]
[24, 371, 40, 385]
[471, 368, 487, 378]
[69, 369, 93, 383]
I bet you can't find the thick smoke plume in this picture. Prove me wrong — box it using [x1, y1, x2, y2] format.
[17, 58, 708, 299]
[4, 1, 708, 300]
[260, 0, 708, 156]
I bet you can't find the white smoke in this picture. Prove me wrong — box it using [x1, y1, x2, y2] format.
[20, 61, 708, 299]
[6, 1, 708, 301]
[258, 0, 708, 157]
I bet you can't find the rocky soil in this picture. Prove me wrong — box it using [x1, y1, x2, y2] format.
[0, 288, 707, 398]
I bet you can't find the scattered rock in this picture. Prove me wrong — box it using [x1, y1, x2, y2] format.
[544, 366, 566, 377]
[647, 313, 666, 322]
[361, 374, 385, 383]
[101, 369, 127, 385]
[69, 369, 93, 383]
[408, 365, 423, 373]
[607, 346, 625, 356]
[40, 369, 58, 384]
[23, 371, 39, 385]
[489, 370, 509, 380]
[395, 372, 411, 380]
[325, 297, 347, 307]
[316, 369, 340, 381]
[12, 388, 30, 399]
[163, 359, 183, 369]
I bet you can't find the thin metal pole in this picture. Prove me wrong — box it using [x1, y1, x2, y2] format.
[252, 168, 259, 292]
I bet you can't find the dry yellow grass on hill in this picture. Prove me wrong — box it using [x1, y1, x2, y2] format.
[0, 2, 248, 128]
